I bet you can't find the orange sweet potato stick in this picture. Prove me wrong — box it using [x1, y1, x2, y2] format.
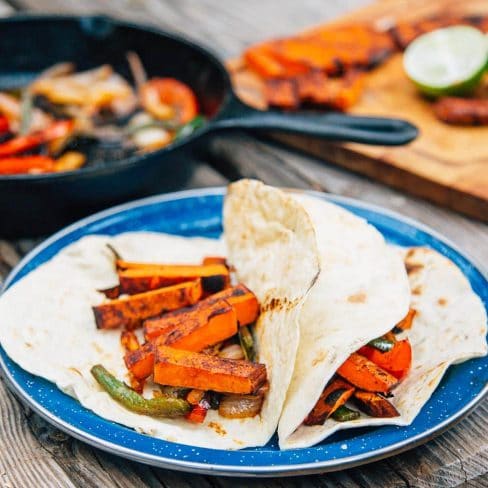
[264, 79, 300, 109]
[394, 308, 416, 332]
[124, 342, 155, 380]
[120, 330, 140, 352]
[145, 299, 238, 350]
[353, 390, 400, 417]
[208, 284, 259, 327]
[337, 353, 398, 394]
[304, 377, 356, 426]
[201, 256, 228, 267]
[117, 263, 229, 295]
[93, 279, 202, 330]
[357, 339, 412, 380]
[144, 284, 259, 339]
[153, 345, 267, 394]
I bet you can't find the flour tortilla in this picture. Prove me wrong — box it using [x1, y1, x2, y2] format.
[0, 182, 320, 449]
[281, 246, 487, 449]
[270, 193, 411, 449]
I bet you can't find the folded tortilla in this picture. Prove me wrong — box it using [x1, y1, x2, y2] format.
[0, 182, 320, 449]
[280, 246, 487, 449]
[223, 181, 414, 448]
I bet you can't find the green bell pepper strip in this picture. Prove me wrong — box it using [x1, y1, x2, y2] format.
[91, 364, 191, 418]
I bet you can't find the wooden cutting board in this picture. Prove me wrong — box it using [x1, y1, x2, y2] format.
[228, 0, 488, 221]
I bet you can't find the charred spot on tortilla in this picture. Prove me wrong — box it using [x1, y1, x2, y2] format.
[405, 262, 424, 275]
[261, 296, 297, 312]
[208, 421, 227, 436]
[347, 292, 367, 303]
[69, 367, 82, 376]
[311, 350, 328, 367]
[438, 297, 447, 306]
[412, 285, 423, 295]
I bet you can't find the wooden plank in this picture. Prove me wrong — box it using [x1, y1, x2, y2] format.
[228, 0, 488, 221]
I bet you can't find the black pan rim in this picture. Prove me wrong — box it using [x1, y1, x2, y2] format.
[0, 13, 234, 182]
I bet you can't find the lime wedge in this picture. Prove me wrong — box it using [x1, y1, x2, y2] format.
[403, 26, 488, 97]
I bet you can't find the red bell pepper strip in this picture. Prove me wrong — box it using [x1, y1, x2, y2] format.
[0, 119, 74, 157]
[185, 400, 210, 423]
[0, 155, 55, 175]
[0, 115, 9, 134]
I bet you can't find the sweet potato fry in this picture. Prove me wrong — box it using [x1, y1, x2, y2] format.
[244, 44, 288, 78]
[393, 308, 416, 332]
[433, 98, 488, 126]
[337, 353, 398, 394]
[117, 263, 229, 295]
[389, 15, 488, 49]
[353, 390, 400, 417]
[202, 256, 228, 267]
[264, 78, 300, 109]
[358, 339, 412, 380]
[272, 37, 340, 74]
[98, 285, 121, 299]
[154, 345, 267, 394]
[186, 389, 205, 405]
[304, 377, 355, 426]
[93, 279, 202, 330]
[124, 342, 154, 380]
[146, 284, 259, 337]
[244, 43, 307, 78]
[144, 298, 238, 350]
[209, 284, 259, 327]
[297, 70, 365, 110]
[120, 330, 140, 352]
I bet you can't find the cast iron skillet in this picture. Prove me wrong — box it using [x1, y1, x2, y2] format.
[0, 15, 418, 237]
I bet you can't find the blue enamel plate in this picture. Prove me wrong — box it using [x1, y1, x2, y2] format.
[1, 188, 487, 477]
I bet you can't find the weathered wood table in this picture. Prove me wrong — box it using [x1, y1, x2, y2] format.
[0, 1, 487, 486]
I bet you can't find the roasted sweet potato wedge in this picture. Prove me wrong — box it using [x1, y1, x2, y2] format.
[144, 298, 238, 350]
[433, 97, 488, 126]
[146, 284, 259, 337]
[117, 263, 229, 295]
[337, 353, 398, 394]
[297, 70, 365, 110]
[304, 377, 355, 426]
[93, 279, 202, 330]
[120, 330, 140, 352]
[244, 43, 307, 78]
[124, 342, 154, 380]
[154, 345, 267, 394]
[264, 78, 300, 109]
[358, 339, 412, 380]
[209, 284, 260, 326]
[394, 308, 416, 332]
[98, 285, 121, 299]
[353, 390, 400, 418]
[202, 256, 228, 267]
[389, 15, 488, 49]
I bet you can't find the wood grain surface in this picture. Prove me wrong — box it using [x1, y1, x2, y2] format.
[229, 0, 488, 221]
[0, 1, 487, 487]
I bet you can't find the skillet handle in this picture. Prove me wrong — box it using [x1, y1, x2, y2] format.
[211, 99, 418, 146]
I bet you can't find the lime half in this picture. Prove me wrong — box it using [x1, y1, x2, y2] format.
[403, 25, 488, 97]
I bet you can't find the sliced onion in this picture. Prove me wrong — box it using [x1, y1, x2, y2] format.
[218, 394, 264, 419]
[219, 344, 245, 360]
